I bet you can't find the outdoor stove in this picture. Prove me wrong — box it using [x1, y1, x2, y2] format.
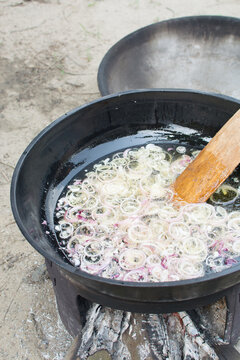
[11, 90, 240, 360]
[46, 259, 240, 360]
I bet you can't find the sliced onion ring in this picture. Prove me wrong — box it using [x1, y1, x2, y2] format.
[119, 249, 146, 270]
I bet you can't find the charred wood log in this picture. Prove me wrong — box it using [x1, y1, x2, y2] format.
[64, 303, 228, 360]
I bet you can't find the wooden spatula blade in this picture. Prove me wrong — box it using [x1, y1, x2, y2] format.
[173, 109, 240, 203]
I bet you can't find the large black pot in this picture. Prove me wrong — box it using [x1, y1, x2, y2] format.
[11, 90, 240, 313]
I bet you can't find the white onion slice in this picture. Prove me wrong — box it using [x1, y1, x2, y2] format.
[168, 222, 190, 239]
[183, 203, 214, 224]
[75, 224, 95, 238]
[228, 218, 240, 231]
[124, 269, 148, 282]
[182, 237, 207, 260]
[59, 222, 73, 239]
[120, 198, 141, 215]
[178, 261, 204, 279]
[119, 249, 146, 270]
[151, 266, 168, 282]
[84, 240, 103, 257]
[128, 222, 150, 243]
[232, 241, 240, 254]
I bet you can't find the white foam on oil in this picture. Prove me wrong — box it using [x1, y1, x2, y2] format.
[166, 124, 200, 135]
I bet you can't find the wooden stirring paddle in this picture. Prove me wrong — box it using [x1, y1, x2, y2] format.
[173, 109, 240, 204]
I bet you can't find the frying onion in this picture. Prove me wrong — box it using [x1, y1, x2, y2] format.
[54, 143, 240, 283]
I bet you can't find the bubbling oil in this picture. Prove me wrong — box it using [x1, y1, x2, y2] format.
[53, 139, 240, 282]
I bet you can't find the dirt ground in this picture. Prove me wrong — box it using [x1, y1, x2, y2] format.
[1, 0, 240, 359]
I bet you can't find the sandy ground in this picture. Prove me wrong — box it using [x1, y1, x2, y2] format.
[1, 0, 240, 359]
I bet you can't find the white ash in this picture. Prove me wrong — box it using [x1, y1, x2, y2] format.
[76, 305, 131, 360]
[137, 342, 152, 360]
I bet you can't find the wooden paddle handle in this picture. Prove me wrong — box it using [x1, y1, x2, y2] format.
[173, 109, 240, 203]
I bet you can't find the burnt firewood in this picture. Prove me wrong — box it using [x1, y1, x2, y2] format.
[64, 304, 221, 360]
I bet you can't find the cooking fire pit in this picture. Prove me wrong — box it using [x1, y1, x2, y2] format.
[11, 89, 240, 359]
[47, 259, 240, 359]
